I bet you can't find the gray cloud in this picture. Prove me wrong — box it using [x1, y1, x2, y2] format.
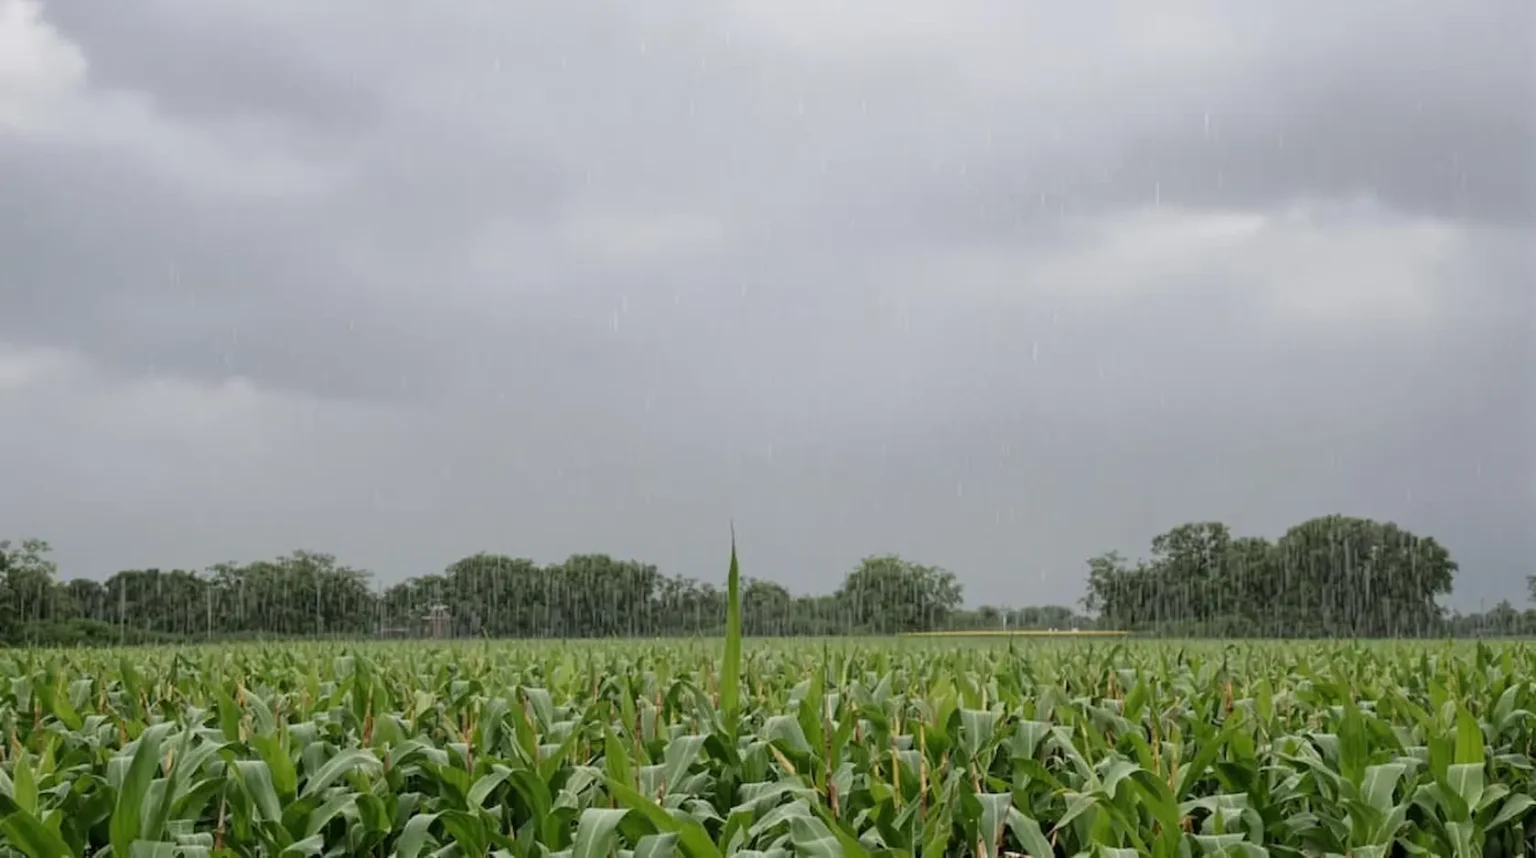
[0, 0, 1531, 610]
[36, 0, 379, 132]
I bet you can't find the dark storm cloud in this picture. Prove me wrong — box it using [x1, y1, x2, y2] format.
[38, 0, 380, 131]
[0, 0, 1531, 609]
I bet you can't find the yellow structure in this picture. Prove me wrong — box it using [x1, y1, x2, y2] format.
[900, 629, 1129, 638]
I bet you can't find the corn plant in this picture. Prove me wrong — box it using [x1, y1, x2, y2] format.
[0, 633, 1531, 855]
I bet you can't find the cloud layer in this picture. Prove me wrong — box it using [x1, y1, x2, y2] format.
[1, 0, 1531, 608]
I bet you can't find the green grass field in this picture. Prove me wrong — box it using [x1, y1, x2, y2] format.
[0, 637, 1532, 856]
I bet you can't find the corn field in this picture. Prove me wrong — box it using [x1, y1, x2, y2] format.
[0, 640, 1532, 857]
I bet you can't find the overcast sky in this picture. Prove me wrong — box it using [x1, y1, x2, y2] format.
[1, 0, 1531, 610]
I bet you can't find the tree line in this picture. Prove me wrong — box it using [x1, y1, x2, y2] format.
[0, 541, 1064, 646]
[1083, 514, 1534, 638]
[1, 513, 1529, 645]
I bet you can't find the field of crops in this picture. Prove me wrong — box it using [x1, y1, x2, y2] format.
[0, 639, 1532, 857]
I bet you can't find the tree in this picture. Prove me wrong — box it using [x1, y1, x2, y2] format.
[0, 513, 1491, 644]
[1150, 522, 1234, 623]
[102, 568, 208, 636]
[1083, 515, 1459, 638]
[835, 555, 963, 634]
[1081, 550, 1137, 628]
[1272, 515, 1454, 637]
[1224, 536, 1279, 633]
[742, 578, 794, 636]
[0, 538, 61, 637]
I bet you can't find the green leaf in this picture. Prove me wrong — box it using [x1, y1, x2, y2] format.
[299, 748, 381, 799]
[1174, 718, 1240, 802]
[634, 832, 679, 858]
[251, 732, 298, 799]
[129, 840, 180, 858]
[301, 792, 359, 839]
[33, 682, 83, 732]
[787, 815, 843, 858]
[975, 793, 1011, 857]
[279, 833, 325, 857]
[393, 812, 441, 858]
[1444, 763, 1485, 811]
[214, 688, 243, 744]
[437, 810, 490, 856]
[572, 808, 629, 858]
[1337, 697, 1369, 785]
[1052, 790, 1100, 834]
[605, 778, 722, 858]
[467, 766, 514, 810]
[1452, 706, 1485, 766]
[10, 755, 37, 817]
[1485, 793, 1535, 832]
[1360, 763, 1406, 815]
[1006, 807, 1055, 858]
[111, 722, 176, 858]
[809, 802, 871, 858]
[762, 713, 813, 757]
[1, 810, 75, 858]
[233, 760, 284, 823]
[604, 728, 633, 790]
[720, 527, 743, 723]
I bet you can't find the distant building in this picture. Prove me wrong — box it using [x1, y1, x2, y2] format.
[425, 604, 452, 639]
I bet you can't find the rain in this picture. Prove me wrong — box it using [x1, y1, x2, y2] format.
[0, 0, 1532, 853]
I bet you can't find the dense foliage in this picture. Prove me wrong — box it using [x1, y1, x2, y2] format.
[1081, 517, 1457, 637]
[0, 542, 983, 645]
[1081, 516, 1535, 638]
[1, 512, 1531, 645]
[0, 639, 1532, 856]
